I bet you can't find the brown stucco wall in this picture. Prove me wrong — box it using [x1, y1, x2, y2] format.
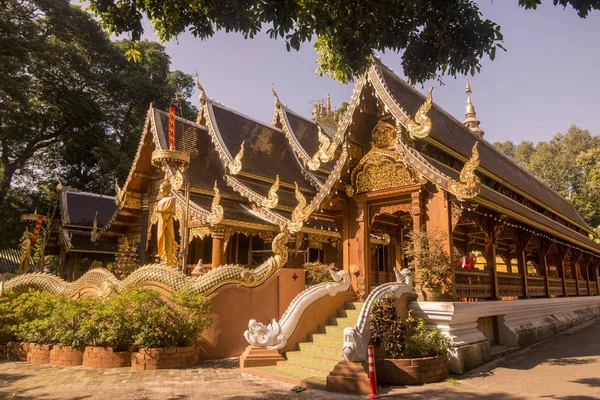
[197, 268, 306, 360]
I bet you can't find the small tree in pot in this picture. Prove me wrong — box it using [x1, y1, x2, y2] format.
[403, 230, 453, 301]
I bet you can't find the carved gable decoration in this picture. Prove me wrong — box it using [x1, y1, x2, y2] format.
[347, 150, 418, 196]
[371, 119, 397, 149]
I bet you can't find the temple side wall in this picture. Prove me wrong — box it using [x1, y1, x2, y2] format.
[410, 297, 600, 374]
[197, 268, 306, 360]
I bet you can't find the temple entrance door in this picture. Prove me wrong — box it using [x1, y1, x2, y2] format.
[370, 210, 413, 287]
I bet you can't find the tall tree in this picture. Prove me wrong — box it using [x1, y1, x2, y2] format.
[0, 0, 197, 246]
[85, 0, 598, 84]
[494, 126, 600, 230]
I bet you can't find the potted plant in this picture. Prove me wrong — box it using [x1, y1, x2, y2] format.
[403, 230, 453, 301]
[303, 262, 337, 286]
[11, 290, 62, 364]
[49, 296, 96, 366]
[80, 288, 143, 368]
[370, 294, 451, 385]
[129, 288, 211, 370]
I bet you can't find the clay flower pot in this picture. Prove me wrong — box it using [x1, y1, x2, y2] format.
[83, 346, 132, 368]
[27, 343, 52, 364]
[131, 346, 199, 371]
[376, 354, 448, 385]
[50, 345, 84, 366]
[7, 342, 29, 361]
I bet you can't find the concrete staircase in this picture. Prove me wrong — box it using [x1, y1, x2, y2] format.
[249, 301, 363, 388]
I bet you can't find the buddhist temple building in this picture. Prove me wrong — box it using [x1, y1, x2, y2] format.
[10, 58, 600, 379]
[43, 184, 118, 279]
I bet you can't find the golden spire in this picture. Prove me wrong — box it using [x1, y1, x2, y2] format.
[462, 77, 484, 137]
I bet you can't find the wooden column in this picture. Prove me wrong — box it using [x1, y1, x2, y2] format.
[348, 197, 369, 298]
[139, 197, 149, 266]
[211, 229, 225, 268]
[574, 250, 582, 296]
[586, 257, 593, 296]
[411, 190, 425, 299]
[516, 230, 529, 299]
[71, 253, 80, 281]
[486, 219, 499, 300]
[596, 259, 600, 295]
[287, 233, 299, 269]
[58, 247, 67, 279]
[558, 245, 568, 297]
[340, 201, 350, 275]
[539, 238, 551, 297]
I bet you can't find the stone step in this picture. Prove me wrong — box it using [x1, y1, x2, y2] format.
[318, 324, 345, 336]
[308, 333, 344, 348]
[297, 342, 342, 359]
[287, 349, 340, 364]
[278, 356, 337, 374]
[327, 317, 356, 328]
[251, 365, 328, 388]
[337, 309, 361, 319]
[344, 301, 364, 311]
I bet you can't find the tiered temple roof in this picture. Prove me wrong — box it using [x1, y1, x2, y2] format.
[94, 59, 599, 258]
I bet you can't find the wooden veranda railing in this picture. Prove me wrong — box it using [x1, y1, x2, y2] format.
[453, 269, 600, 301]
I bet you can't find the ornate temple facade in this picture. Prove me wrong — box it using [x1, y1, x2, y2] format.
[88, 59, 600, 302]
[7, 59, 600, 379]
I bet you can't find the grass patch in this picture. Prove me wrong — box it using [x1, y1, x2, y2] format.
[445, 377, 460, 385]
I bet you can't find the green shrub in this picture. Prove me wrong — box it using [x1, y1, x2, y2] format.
[369, 294, 451, 359]
[50, 296, 97, 348]
[0, 290, 20, 343]
[403, 318, 452, 358]
[304, 262, 336, 286]
[12, 290, 63, 344]
[0, 287, 212, 350]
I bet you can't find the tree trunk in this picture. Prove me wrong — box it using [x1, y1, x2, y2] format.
[0, 165, 16, 206]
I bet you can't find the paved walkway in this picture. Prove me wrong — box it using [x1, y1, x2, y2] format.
[1, 318, 599, 399]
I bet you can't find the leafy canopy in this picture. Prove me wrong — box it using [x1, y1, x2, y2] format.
[86, 0, 598, 84]
[493, 126, 600, 232]
[0, 0, 197, 246]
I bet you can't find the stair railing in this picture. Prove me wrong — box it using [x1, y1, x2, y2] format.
[342, 268, 415, 362]
[243, 269, 351, 350]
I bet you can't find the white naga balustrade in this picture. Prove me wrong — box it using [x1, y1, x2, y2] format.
[342, 268, 415, 362]
[244, 269, 351, 350]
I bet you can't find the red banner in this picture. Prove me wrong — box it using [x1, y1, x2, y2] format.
[169, 105, 176, 150]
[32, 215, 43, 244]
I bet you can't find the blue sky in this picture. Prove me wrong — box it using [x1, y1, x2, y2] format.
[132, 1, 600, 144]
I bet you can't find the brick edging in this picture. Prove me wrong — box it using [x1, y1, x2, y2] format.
[27, 344, 52, 365]
[131, 346, 199, 370]
[376, 354, 448, 385]
[50, 346, 84, 366]
[83, 346, 132, 368]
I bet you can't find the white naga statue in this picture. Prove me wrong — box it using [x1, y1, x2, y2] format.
[342, 267, 415, 362]
[157, 179, 177, 266]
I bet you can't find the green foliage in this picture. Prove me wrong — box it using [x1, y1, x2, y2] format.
[0, 291, 21, 343]
[303, 262, 335, 286]
[49, 297, 96, 348]
[403, 317, 452, 359]
[1, 0, 198, 245]
[85, 1, 600, 84]
[403, 230, 453, 289]
[11, 290, 63, 344]
[370, 294, 451, 359]
[494, 126, 600, 229]
[1, 288, 211, 349]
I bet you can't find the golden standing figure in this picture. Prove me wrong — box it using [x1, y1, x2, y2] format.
[157, 179, 177, 266]
[19, 228, 32, 274]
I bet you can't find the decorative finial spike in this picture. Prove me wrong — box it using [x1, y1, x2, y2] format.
[466, 77, 472, 94]
[462, 79, 484, 137]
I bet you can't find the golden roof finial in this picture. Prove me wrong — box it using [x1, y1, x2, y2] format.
[271, 82, 281, 108]
[195, 73, 206, 105]
[463, 77, 484, 137]
[326, 93, 331, 113]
